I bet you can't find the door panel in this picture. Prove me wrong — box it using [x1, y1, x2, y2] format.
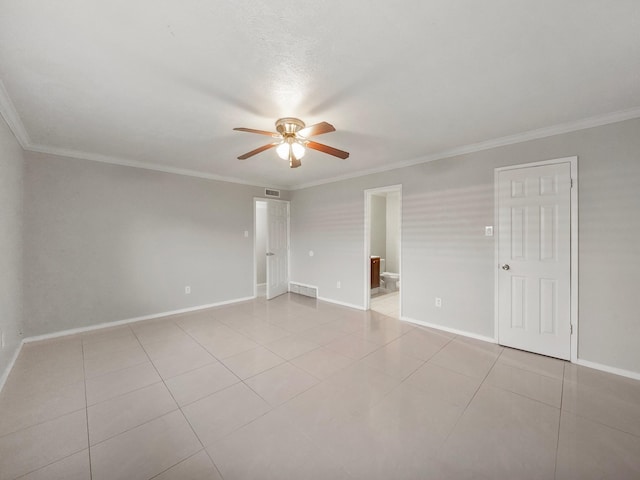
[266, 201, 289, 300]
[498, 163, 571, 360]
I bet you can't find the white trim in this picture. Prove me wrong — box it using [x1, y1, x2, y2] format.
[23, 296, 254, 344]
[291, 108, 640, 190]
[253, 198, 260, 298]
[569, 159, 579, 363]
[575, 359, 640, 382]
[0, 80, 30, 148]
[363, 185, 403, 314]
[1, 71, 637, 192]
[256, 283, 266, 287]
[317, 296, 366, 311]
[401, 316, 496, 344]
[493, 156, 579, 362]
[26, 145, 288, 190]
[0, 341, 24, 394]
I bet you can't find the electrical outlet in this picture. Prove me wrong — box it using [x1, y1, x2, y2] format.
[185, 286, 191, 294]
[336, 281, 341, 289]
[435, 297, 442, 308]
[244, 230, 249, 238]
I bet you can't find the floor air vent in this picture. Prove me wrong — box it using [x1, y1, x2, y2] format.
[289, 282, 318, 298]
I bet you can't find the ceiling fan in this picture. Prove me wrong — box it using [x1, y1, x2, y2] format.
[233, 117, 349, 168]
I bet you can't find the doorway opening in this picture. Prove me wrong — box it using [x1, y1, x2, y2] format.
[364, 185, 402, 317]
[254, 198, 290, 300]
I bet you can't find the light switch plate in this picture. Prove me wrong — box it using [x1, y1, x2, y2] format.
[485, 226, 494, 236]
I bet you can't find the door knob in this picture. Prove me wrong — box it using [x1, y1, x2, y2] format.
[501, 264, 510, 270]
[266, 252, 275, 256]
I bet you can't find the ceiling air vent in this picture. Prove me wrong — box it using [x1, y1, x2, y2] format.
[265, 188, 280, 198]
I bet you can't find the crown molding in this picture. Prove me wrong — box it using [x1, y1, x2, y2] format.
[0, 79, 287, 190]
[26, 144, 288, 190]
[0, 80, 31, 148]
[289, 107, 640, 190]
[2, 75, 638, 192]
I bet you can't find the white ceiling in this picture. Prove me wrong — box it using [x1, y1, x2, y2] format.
[1, 1, 639, 189]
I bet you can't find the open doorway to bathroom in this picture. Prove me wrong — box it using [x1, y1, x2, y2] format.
[364, 185, 402, 318]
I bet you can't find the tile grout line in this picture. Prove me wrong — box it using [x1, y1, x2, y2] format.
[81, 342, 93, 480]
[436, 342, 505, 453]
[168, 315, 276, 478]
[364, 331, 459, 418]
[1, 340, 95, 478]
[128, 325, 214, 476]
[171, 313, 298, 408]
[553, 362, 567, 480]
[129, 319, 252, 479]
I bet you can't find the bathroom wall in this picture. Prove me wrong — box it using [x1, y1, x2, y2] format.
[370, 194, 386, 258]
[385, 192, 400, 273]
[255, 201, 267, 285]
[0, 114, 24, 386]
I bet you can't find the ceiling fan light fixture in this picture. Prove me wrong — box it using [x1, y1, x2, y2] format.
[291, 141, 305, 158]
[276, 138, 305, 160]
[234, 117, 348, 166]
[276, 142, 290, 160]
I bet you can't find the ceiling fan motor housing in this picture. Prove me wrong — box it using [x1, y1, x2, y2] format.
[276, 117, 305, 135]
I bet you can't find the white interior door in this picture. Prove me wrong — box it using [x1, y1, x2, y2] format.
[498, 162, 571, 359]
[266, 200, 289, 300]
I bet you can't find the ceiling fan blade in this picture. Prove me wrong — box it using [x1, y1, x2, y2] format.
[298, 121, 336, 137]
[305, 140, 350, 159]
[233, 127, 281, 138]
[289, 150, 301, 168]
[237, 142, 278, 160]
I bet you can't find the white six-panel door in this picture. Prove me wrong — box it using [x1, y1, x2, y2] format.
[266, 200, 289, 300]
[498, 162, 571, 360]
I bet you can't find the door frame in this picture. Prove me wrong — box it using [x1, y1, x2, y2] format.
[253, 197, 291, 299]
[493, 156, 578, 363]
[363, 184, 403, 312]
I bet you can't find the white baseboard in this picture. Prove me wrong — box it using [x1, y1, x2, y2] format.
[401, 315, 496, 344]
[317, 296, 366, 311]
[23, 296, 255, 344]
[400, 317, 640, 381]
[0, 341, 24, 393]
[574, 358, 640, 382]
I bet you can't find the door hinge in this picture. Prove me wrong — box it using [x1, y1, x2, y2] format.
[570, 324, 573, 335]
[570, 178, 574, 188]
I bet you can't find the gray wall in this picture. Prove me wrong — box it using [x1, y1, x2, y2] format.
[370, 195, 386, 258]
[0, 116, 24, 382]
[24, 152, 288, 336]
[290, 118, 640, 375]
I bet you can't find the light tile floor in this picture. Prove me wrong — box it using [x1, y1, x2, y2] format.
[370, 290, 399, 318]
[1, 294, 639, 479]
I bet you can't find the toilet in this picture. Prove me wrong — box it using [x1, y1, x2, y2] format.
[380, 259, 400, 291]
[381, 272, 400, 291]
